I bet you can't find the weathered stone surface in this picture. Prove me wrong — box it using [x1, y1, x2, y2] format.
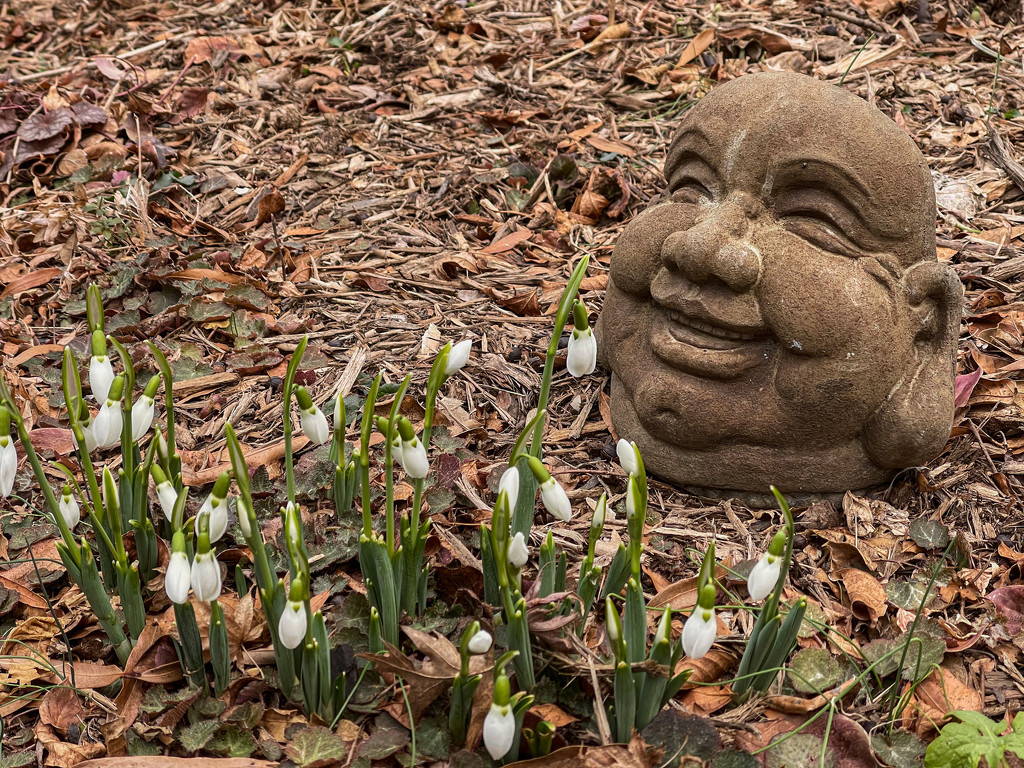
[596, 71, 962, 501]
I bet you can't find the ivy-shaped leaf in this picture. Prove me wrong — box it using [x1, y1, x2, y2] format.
[286, 726, 351, 768]
[178, 719, 221, 753]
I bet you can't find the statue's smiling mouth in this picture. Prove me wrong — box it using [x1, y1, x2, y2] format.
[664, 309, 768, 346]
[651, 305, 774, 380]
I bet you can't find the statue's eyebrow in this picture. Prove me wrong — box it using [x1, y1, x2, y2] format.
[772, 158, 873, 213]
[664, 127, 718, 181]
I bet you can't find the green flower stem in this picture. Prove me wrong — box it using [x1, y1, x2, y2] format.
[78, 539, 131, 665]
[530, 254, 589, 456]
[358, 375, 382, 538]
[0, 382, 79, 564]
[612, 659, 635, 744]
[281, 336, 310, 505]
[107, 336, 137, 482]
[172, 599, 206, 686]
[210, 599, 231, 695]
[146, 343, 180, 486]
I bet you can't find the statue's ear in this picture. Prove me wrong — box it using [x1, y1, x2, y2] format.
[863, 261, 963, 469]
[905, 260, 963, 354]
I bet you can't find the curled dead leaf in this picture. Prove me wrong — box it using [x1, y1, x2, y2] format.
[836, 567, 887, 622]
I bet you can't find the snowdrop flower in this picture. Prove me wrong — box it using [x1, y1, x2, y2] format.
[237, 496, 253, 539]
[92, 375, 125, 449]
[396, 417, 429, 479]
[508, 532, 529, 569]
[334, 392, 345, 436]
[616, 438, 638, 476]
[528, 457, 571, 522]
[283, 500, 303, 552]
[498, 466, 519, 512]
[682, 585, 717, 660]
[58, 486, 80, 530]
[194, 471, 231, 543]
[468, 628, 492, 655]
[151, 466, 179, 522]
[278, 577, 307, 649]
[747, 529, 787, 602]
[591, 493, 607, 532]
[295, 386, 329, 445]
[165, 530, 191, 605]
[567, 327, 597, 377]
[89, 330, 114, 403]
[444, 339, 472, 377]
[566, 299, 597, 377]
[190, 532, 221, 602]
[80, 416, 98, 453]
[483, 674, 516, 761]
[625, 474, 641, 520]
[130, 375, 160, 441]
[0, 409, 15, 498]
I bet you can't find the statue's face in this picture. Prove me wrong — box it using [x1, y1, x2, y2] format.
[599, 73, 959, 494]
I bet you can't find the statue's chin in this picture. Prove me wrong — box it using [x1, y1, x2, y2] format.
[610, 374, 895, 501]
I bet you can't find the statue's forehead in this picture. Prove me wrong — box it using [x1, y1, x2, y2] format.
[665, 79, 934, 246]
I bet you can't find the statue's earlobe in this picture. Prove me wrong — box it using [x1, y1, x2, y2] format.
[863, 261, 963, 469]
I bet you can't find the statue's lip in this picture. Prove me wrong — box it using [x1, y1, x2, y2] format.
[663, 308, 769, 343]
[649, 304, 774, 379]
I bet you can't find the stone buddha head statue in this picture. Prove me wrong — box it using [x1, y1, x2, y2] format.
[597, 72, 962, 502]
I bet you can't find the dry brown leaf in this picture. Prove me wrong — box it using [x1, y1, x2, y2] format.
[77, 760, 278, 768]
[836, 567, 887, 622]
[676, 28, 715, 67]
[35, 723, 104, 768]
[184, 36, 245, 65]
[39, 688, 84, 733]
[905, 663, 983, 736]
[1, 267, 62, 299]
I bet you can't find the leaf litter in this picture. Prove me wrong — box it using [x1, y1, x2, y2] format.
[1, 0, 1024, 766]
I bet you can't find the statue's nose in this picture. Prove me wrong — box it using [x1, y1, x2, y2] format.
[661, 195, 761, 293]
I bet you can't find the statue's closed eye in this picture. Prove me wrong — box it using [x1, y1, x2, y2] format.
[774, 188, 870, 259]
[671, 177, 713, 204]
[778, 209, 862, 259]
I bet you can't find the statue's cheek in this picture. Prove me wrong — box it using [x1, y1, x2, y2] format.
[610, 203, 697, 297]
[758, 244, 904, 360]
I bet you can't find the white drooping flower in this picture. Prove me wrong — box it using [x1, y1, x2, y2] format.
[483, 702, 516, 761]
[444, 339, 472, 377]
[81, 418, 98, 453]
[616, 438, 638, 476]
[0, 428, 15, 499]
[295, 386, 330, 445]
[566, 326, 597, 377]
[498, 466, 519, 512]
[746, 529, 787, 602]
[194, 472, 231, 543]
[396, 417, 429, 478]
[92, 397, 123, 449]
[508, 531, 529, 569]
[131, 396, 155, 441]
[279, 599, 307, 649]
[190, 549, 222, 602]
[467, 629, 492, 655]
[527, 457, 571, 522]
[682, 586, 717, 660]
[165, 536, 191, 605]
[59, 486, 80, 530]
[151, 466, 178, 522]
[539, 476, 571, 522]
[89, 332, 115, 403]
